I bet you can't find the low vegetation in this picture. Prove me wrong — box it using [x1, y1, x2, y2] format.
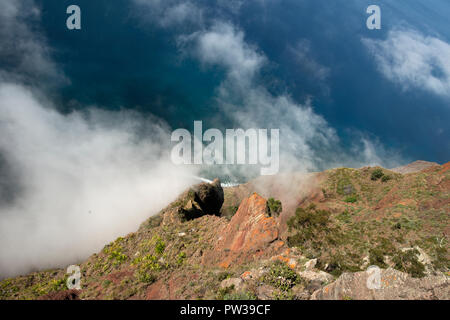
[266, 198, 282, 217]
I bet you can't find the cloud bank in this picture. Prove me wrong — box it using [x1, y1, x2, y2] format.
[0, 0, 197, 278]
[0, 0, 65, 86]
[0, 83, 197, 278]
[179, 22, 403, 172]
[363, 29, 450, 98]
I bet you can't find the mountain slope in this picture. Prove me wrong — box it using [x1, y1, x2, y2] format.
[1, 161, 449, 300]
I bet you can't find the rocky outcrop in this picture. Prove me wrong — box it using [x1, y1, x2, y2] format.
[177, 178, 224, 221]
[218, 193, 279, 252]
[220, 277, 246, 291]
[203, 193, 283, 268]
[195, 178, 224, 215]
[311, 268, 449, 300]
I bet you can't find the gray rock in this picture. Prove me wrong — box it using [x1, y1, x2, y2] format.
[256, 285, 274, 300]
[304, 258, 317, 271]
[299, 270, 334, 283]
[311, 268, 449, 300]
[292, 284, 310, 300]
[220, 277, 244, 291]
[306, 280, 324, 294]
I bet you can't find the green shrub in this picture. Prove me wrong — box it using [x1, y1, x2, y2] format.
[102, 280, 112, 287]
[369, 248, 387, 268]
[336, 210, 352, 223]
[262, 261, 300, 291]
[392, 249, 426, 278]
[229, 205, 239, 215]
[344, 195, 358, 203]
[154, 237, 166, 255]
[138, 272, 157, 284]
[267, 198, 282, 217]
[381, 175, 392, 182]
[287, 205, 330, 231]
[287, 205, 343, 251]
[50, 278, 67, 291]
[371, 169, 384, 181]
[216, 286, 233, 300]
[177, 252, 187, 266]
[134, 254, 163, 283]
[433, 245, 449, 270]
[426, 237, 449, 271]
[104, 238, 128, 266]
[319, 253, 361, 277]
[217, 271, 233, 282]
[273, 290, 296, 300]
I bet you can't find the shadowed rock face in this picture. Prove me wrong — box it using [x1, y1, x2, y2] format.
[194, 178, 224, 216]
[178, 178, 224, 221]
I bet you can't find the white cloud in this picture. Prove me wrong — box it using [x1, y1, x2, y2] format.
[0, 83, 197, 278]
[160, 2, 203, 27]
[180, 22, 401, 173]
[363, 29, 450, 98]
[132, 0, 203, 28]
[289, 39, 330, 82]
[181, 23, 266, 83]
[0, 0, 66, 86]
[0, 0, 199, 278]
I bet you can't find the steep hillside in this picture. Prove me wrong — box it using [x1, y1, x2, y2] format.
[1, 162, 449, 300]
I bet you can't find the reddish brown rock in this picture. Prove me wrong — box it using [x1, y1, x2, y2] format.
[38, 289, 81, 300]
[146, 280, 169, 300]
[203, 193, 283, 267]
[440, 162, 450, 174]
[219, 193, 278, 251]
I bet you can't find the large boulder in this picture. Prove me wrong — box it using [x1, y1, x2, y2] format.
[311, 268, 449, 300]
[177, 178, 224, 221]
[194, 178, 224, 215]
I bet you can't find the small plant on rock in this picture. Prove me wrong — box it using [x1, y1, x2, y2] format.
[267, 198, 282, 217]
[262, 261, 300, 291]
[392, 249, 426, 278]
